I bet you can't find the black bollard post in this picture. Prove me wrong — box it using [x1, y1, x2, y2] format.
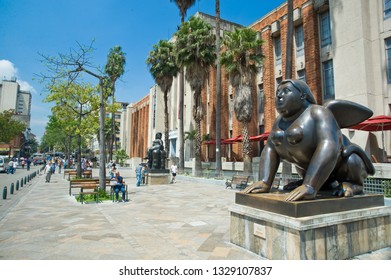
[24, 177, 27, 185]
[16, 180, 19, 190]
[10, 183, 14, 194]
[21, 179, 23, 188]
[2, 186, 7, 200]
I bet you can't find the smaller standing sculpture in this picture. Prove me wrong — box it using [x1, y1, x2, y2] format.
[146, 132, 167, 170]
[244, 79, 375, 201]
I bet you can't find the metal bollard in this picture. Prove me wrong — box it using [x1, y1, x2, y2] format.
[10, 183, 14, 194]
[21, 179, 23, 188]
[16, 181, 19, 191]
[2, 186, 7, 200]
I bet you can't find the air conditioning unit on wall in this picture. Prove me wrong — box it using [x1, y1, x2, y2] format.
[271, 20, 280, 36]
[293, 8, 302, 23]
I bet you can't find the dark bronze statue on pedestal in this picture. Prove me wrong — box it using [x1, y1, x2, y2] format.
[244, 79, 375, 201]
[146, 132, 167, 171]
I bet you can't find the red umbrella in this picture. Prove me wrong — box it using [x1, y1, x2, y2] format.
[350, 115, 391, 162]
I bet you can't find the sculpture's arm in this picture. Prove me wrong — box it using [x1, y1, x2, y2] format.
[302, 107, 340, 191]
[243, 138, 280, 194]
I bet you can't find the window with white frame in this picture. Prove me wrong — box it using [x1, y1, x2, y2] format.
[258, 84, 264, 114]
[297, 69, 306, 82]
[295, 25, 304, 57]
[385, 0, 391, 19]
[386, 38, 391, 83]
[319, 10, 332, 48]
[274, 36, 282, 66]
[322, 60, 335, 101]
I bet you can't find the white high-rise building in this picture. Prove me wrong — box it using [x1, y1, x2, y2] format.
[0, 78, 32, 127]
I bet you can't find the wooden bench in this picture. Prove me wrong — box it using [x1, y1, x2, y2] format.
[69, 178, 111, 196]
[225, 175, 251, 190]
[67, 170, 78, 180]
[64, 169, 77, 179]
[83, 170, 92, 178]
[78, 183, 99, 204]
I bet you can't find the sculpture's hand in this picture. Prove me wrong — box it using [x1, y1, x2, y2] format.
[243, 181, 270, 194]
[285, 184, 316, 201]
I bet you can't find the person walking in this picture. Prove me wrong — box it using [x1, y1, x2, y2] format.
[44, 161, 52, 183]
[7, 158, 14, 174]
[170, 162, 177, 183]
[135, 163, 143, 187]
[26, 158, 31, 171]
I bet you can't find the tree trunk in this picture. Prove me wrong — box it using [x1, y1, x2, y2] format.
[99, 82, 107, 190]
[282, 0, 294, 186]
[164, 90, 170, 160]
[215, 0, 223, 178]
[241, 121, 252, 175]
[194, 91, 203, 177]
[178, 69, 185, 172]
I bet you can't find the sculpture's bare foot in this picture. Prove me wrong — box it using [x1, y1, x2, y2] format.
[243, 181, 270, 194]
[336, 182, 364, 197]
[285, 184, 316, 201]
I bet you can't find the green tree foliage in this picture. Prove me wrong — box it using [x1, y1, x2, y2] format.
[44, 82, 99, 176]
[114, 149, 129, 167]
[147, 39, 179, 158]
[0, 110, 26, 143]
[175, 16, 216, 177]
[220, 27, 263, 174]
[38, 42, 126, 190]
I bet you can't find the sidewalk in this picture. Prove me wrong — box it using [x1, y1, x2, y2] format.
[0, 167, 390, 260]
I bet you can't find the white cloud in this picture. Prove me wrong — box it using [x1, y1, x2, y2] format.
[0, 59, 18, 78]
[0, 59, 36, 94]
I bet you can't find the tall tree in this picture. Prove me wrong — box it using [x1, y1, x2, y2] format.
[170, 0, 196, 172]
[104, 46, 126, 162]
[38, 42, 124, 190]
[215, 0, 223, 177]
[220, 27, 263, 175]
[45, 82, 99, 177]
[146, 39, 179, 159]
[175, 16, 216, 177]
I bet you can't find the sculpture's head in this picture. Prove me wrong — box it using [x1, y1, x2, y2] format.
[156, 132, 162, 139]
[275, 79, 316, 119]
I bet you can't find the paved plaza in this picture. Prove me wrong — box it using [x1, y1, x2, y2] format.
[0, 167, 390, 260]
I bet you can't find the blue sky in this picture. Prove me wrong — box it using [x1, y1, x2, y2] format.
[0, 0, 285, 141]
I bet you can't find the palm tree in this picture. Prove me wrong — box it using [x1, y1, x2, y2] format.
[170, 0, 196, 172]
[175, 16, 216, 177]
[146, 39, 179, 158]
[104, 46, 126, 162]
[220, 27, 263, 175]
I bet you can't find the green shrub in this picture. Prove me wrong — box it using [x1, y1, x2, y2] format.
[76, 188, 111, 203]
[384, 180, 391, 198]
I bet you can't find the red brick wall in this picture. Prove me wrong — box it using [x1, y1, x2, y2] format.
[129, 95, 149, 158]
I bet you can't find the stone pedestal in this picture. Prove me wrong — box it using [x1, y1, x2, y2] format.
[230, 193, 391, 260]
[148, 171, 170, 185]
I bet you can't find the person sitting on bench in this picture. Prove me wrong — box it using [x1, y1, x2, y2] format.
[111, 171, 126, 203]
